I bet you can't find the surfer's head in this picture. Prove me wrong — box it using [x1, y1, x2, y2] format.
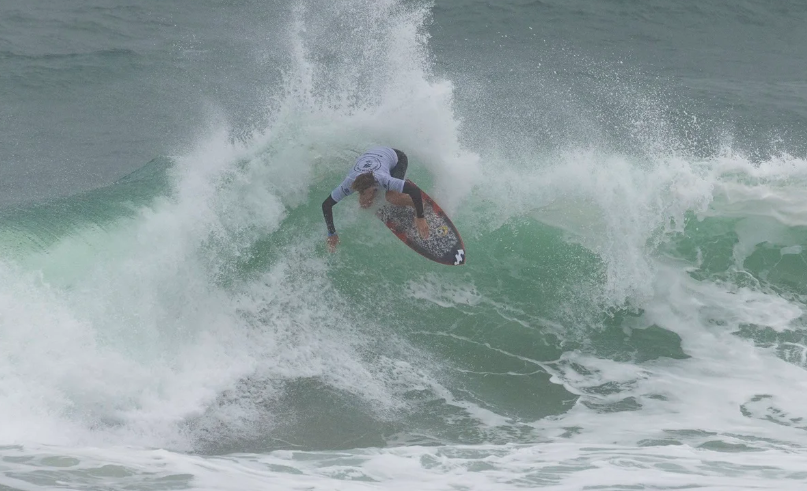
[352, 172, 376, 193]
[352, 172, 377, 208]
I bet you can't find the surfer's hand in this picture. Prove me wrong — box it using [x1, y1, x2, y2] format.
[415, 217, 429, 239]
[326, 234, 339, 252]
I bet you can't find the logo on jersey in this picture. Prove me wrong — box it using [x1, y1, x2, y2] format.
[454, 249, 465, 265]
[353, 155, 383, 173]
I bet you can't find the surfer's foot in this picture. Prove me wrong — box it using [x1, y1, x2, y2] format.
[385, 190, 414, 207]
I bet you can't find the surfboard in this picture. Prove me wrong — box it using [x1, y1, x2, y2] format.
[376, 180, 466, 266]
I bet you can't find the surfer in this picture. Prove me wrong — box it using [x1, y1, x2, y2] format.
[322, 147, 429, 252]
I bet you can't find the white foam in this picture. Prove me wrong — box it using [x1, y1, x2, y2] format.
[3, 442, 807, 491]
[0, 0, 491, 450]
[406, 274, 482, 308]
[537, 261, 807, 454]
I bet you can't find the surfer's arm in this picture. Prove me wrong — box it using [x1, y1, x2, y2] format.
[322, 195, 340, 252]
[401, 181, 425, 218]
[400, 181, 429, 239]
[322, 196, 338, 235]
[385, 176, 428, 238]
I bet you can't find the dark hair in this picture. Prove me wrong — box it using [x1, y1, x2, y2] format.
[351, 172, 376, 193]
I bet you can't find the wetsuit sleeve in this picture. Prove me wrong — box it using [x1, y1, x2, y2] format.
[402, 181, 425, 219]
[322, 195, 338, 234]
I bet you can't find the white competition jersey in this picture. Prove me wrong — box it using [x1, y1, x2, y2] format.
[330, 147, 404, 203]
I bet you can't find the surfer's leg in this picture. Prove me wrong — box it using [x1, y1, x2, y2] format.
[390, 149, 408, 179]
[386, 149, 413, 207]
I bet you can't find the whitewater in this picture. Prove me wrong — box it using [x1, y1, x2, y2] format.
[1, 0, 807, 489]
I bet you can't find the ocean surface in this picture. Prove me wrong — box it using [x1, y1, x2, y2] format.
[2, 0, 807, 489]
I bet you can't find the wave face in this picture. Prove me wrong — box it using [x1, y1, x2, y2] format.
[1, 0, 807, 489]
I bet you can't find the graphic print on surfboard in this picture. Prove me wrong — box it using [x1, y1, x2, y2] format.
[376, 180, 466, 266]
